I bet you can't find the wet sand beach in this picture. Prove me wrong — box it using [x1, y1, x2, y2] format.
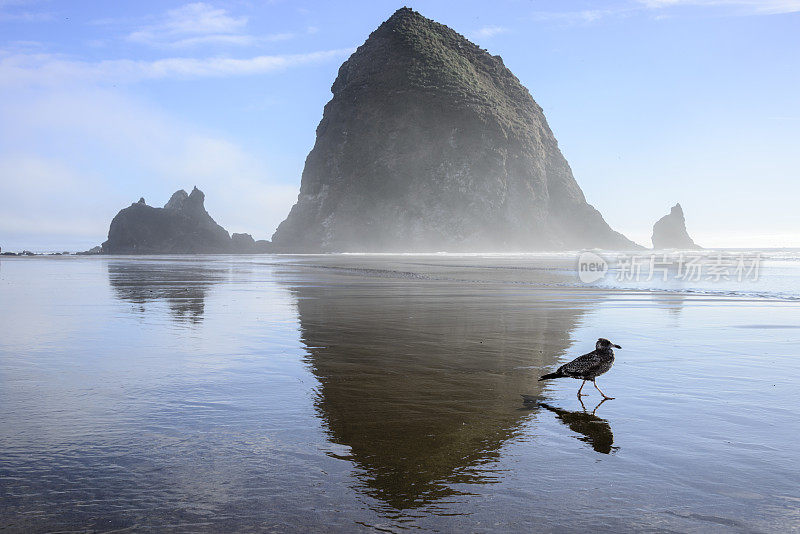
[1, 254, 799, 532]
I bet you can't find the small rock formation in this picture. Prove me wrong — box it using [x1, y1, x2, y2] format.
[272, 7, 639, 252]
[229, 234, 273, 253]
[101, 187, 235, 254]
[100, 187, 274, 254]
[232, 232, 256, 252]
[651, 203, 701, 249]
[76, 246, 102, 255]
[253, 240, 272, 252]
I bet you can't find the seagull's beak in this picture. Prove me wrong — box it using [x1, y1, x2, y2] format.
[613, 344, 622, 349]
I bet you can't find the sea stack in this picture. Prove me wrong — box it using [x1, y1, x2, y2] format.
[271, 7, 639, 252]
[651, 203, 701, 249]
[101, 187, 234, 254]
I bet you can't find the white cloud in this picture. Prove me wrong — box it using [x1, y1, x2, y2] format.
[637, 0, 800, 14]
[530, 9, 620, 24]
[0, 0, 42, 6]
[166, 31, 296, 48]
[471, 26, 510, 39]
[0, 9, 50, 21]
[0, 0, 50, 21]
[96, 2, 304, 49]
[531, 0, 800, 25]
[0, 48, 353, 87]
[167, 34, 258, 48]
[128, 2, 249, 47]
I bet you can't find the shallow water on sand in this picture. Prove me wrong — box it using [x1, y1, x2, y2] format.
[1, 255, 799, 533]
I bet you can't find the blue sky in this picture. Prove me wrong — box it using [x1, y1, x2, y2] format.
[1, 0, 798, 251]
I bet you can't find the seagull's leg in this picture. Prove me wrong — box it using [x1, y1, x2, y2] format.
[577, 380, 589, 397]
[593, 379, 615, 400]
[592, 398, 609, 415]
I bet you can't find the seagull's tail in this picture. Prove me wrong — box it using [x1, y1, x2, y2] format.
[538, 371, 562, 381]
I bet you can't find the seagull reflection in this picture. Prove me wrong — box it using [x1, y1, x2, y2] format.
[538, 398, 618, 454]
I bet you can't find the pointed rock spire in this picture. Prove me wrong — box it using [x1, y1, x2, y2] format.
[272, 8, 638, 251]
[651, 203, 701, 249]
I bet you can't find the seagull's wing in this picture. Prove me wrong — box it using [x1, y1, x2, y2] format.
[558, 350, 603, 378]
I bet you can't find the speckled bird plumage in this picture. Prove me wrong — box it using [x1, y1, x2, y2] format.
[538, 338, 621, 399]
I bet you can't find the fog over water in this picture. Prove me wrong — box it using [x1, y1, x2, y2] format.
[1, 254, 799, 532]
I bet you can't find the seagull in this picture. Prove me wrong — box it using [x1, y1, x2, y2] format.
[538, 338, 620, 399]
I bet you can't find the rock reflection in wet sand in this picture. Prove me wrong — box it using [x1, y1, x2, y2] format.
[107, 260, 226, 324]
[284, 268, 594, 510]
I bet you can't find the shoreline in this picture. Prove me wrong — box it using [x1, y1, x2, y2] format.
[2, 251, 797, 302]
